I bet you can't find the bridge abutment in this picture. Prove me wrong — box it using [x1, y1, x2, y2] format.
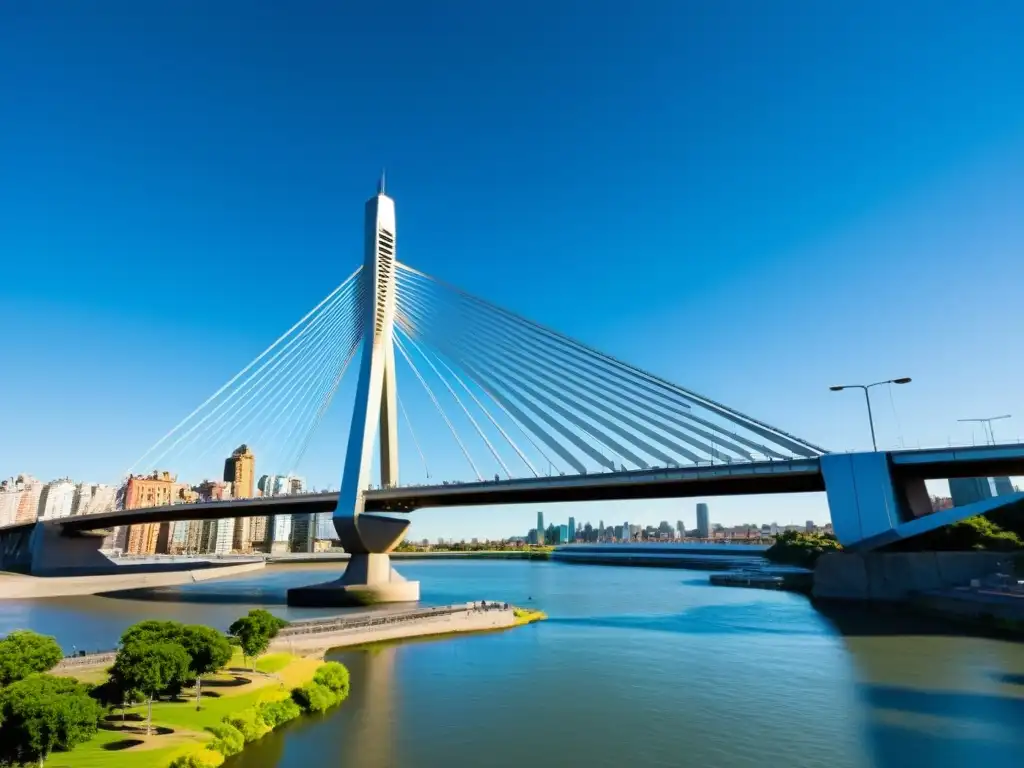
[821, 451, 1024, 550]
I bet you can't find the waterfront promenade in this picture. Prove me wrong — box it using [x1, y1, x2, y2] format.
[52, 602, 533, 670]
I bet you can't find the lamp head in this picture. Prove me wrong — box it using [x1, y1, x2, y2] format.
[829, 386, 845, 392]
[892, 377, 912, 385]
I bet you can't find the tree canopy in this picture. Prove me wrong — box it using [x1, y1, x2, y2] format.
[119, 619, 188, 648]
[0, 674, 101, 766]
[0, 630, 64, 687]
[228, 610, 289, 670]
[110, 641, 191, 734]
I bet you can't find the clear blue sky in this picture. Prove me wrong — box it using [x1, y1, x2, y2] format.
[2, 2, 1023, 539]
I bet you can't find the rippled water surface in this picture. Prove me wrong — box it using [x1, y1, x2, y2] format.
[5, 560, 1024, 768]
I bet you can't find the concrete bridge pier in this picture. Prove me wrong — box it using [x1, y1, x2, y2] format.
[286, 512, 420, 607]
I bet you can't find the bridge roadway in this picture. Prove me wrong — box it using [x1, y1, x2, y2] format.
[2, 443, 1023, 535]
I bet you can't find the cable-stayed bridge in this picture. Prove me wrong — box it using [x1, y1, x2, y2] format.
[4, 179, 1024, 603]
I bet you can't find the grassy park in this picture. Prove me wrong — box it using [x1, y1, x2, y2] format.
[0, 612, 349, 768]
[49, 649, 323, 768]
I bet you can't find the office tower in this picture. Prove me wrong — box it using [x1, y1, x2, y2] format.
[559, 524, 569, 543]
[291, 513, 314, 552]
[622, 520, 629, 541]
[805, 520, 815, 533]
[696, 503, 710, 539]
[568, 516, 576, 543]
[677, 520, 685, 538]
[537, 511, 544, 535]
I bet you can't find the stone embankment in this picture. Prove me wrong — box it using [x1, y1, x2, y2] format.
[49, 602, 530, 670]
[272, 601, 517, 655]
[812, 552, 1008, 601]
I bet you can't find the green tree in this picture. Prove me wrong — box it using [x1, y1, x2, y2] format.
[119, 619, 187, 647]
[109, 642, 190, 735]
[228, 610, 288, 671]
[0, 674, 101, 766]
[179, 625, 233, 710]
[0, 630, 64, 687]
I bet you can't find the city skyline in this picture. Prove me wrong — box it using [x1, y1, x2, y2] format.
[3, 4, 1024, 539]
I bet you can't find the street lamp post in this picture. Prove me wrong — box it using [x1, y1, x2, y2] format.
[957, 415, 1011, 446]
[829, 377, 912, 452]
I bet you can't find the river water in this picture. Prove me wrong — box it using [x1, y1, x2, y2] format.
[4, 560, 1024, 767]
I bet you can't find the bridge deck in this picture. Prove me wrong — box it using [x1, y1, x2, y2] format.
[0, 444, 1020, 534]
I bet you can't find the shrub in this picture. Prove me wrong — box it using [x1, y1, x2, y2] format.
[292, 682, 335, 713]
[766, 530, 842, 568]
[206, 723, 244, 757]
[168, 748, 225, 768]
[258, 697, 302, 727]
[223, 707, 271, 743]
[313, 662, 350, 699]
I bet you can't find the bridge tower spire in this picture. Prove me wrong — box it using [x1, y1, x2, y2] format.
[289, 178, 419, 607]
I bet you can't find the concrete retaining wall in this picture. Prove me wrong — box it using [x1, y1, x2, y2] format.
[813, 552, 1009, 601]
[0, 561, 266, 599]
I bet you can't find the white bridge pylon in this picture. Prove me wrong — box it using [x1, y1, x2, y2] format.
[289, 176, 421, 606]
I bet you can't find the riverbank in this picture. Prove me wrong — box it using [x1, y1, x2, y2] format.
[393, 550, 551, 560]
[56, 648, 325, 767]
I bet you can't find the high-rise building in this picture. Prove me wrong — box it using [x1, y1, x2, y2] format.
[71, 483, 93, 517]
[805, 520, 815, 533]
[267, 515, 293, 553]
[38, 479, 75, 520]
[201, 519, 236, 555]
[568, 516, 576, 543]
[314, 512, 336, 541]
[223, 445, 255, 551]
[14, 475, 44, 523]
[248, 516, 269, 548]
[224, 445, 255, 498]
[290, 514, 313, 552]
[0, 484, 21, 527]
[622, 520, 629, 542]
[677, 520, 685, 538]
[124, 471, 179, 555]
[696, 503, 710, 539]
